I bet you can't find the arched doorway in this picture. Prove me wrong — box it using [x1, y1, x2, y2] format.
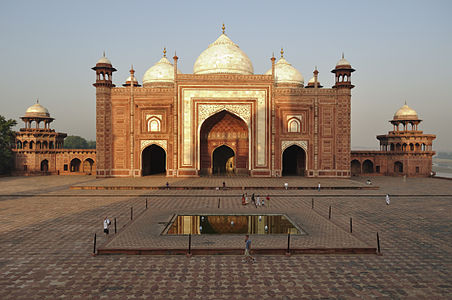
[83, 158, 95, 174]
[282, 145, 306, 176]
[394, 161, 403, 174]
[200, 110, 249, 175]
[362, 160, 374, 173]
[351, 160, 361, 176]
[41, 160, 49, 172]
[142, 144, 166, 176]
[70, 158, 81, 172]
[212, 145, 235, 175]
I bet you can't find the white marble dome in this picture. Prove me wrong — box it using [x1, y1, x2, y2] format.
[97, 53, 111, 65]
[25, 101, 50, 117]
[143, 56, 180, 85]
[336, 54, 351, 67]
[394, 104, 419, 120]
[193, 34, 254, 75]
[265, 57, 304, 85]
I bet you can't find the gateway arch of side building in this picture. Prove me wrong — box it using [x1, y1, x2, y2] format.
[93, 29, 355, 178]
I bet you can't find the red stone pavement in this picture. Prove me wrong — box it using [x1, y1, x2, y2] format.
[0, 175, 451, 299]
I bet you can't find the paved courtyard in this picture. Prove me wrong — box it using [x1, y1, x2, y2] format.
[0, 175, 451, 299]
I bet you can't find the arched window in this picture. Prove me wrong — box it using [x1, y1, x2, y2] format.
[148, 117, 161, 132]
[288, 118, 301, 133]
[42, 141, 48, 149]
[344, 75, 348, 82]
[23, 141, 28, 149]
[29, 141, 34, 149]
[17, 141, 22, 149]
[49, 141, 54, 149]
[410, 143, 414, 151]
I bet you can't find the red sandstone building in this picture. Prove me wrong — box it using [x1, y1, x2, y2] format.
[93, 27, 355, 178]
[12, 26, 435, 178]
[351, 103, 436, 177]
[13, 102, 96, 175]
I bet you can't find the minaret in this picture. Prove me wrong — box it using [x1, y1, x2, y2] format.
[331, 53, 355, 89]
[92, 52, 116, 177]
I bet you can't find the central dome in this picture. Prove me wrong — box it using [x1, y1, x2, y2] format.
[193, 34, 254, 75]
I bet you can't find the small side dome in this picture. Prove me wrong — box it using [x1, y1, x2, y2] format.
[305, 75, 323, 88]
[25, 101, 50, 118]
[193, 31, 254, 75]
[97, 52, 111, 65]
[265, 50, 303, 85]
[142, 50, 180, 86]
[393, 103, 419, 120]
[123, 75, 140, 87]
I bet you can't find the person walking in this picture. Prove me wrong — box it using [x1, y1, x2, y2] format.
[256, 195, 261, 206]
[243, 234, 256, 263]
[103, 216, 111, 235]
[242, 193, 247, 205]
[386, 194, 390, 205]
[251, 193, 256, 207]
[318, 182, 321, 192]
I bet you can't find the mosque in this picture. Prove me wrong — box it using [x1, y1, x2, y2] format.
[12, 25, 436, 178]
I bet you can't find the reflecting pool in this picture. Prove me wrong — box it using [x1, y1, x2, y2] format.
[164, 215, 303, 235]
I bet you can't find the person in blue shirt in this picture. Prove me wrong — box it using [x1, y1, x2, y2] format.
[243, 234, 256, 263]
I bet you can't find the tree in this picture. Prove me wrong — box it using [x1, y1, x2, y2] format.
[64, 136, 89, 149]
[0, 115, 17, 174]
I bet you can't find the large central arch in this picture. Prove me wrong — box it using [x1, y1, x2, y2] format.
[282, 145, 306, 176]
[142, 144, 166, 176]
[199, 110, 249, 175]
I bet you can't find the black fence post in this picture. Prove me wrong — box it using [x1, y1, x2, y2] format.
[131, 207, 133, 220]
[350, 217, 353, 233]
[188, 233, 192, 255]
[114, 218, 117, 234]
[218, 198, 220, 208]
[311, 198, 314, 209]
[93, 233, 96, 255]
[329, 206, 331, 219]
[146, 198, 148, 209]
[286, 233, 291, 254]
[377, 232, 381, 254]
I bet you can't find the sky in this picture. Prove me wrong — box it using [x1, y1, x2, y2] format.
[1, 0, 451, 151]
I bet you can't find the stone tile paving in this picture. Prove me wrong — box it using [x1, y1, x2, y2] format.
[0, 176, 451, 298]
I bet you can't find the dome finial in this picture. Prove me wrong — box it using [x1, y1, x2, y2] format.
[37, 98, 39, 104]
[103, 51, 106, 57]
[280, 48, 284, 58]
[342, 52, 344, 59]
[315, 65, 318, 71]
[163, 47, 167, 57]
[272, 52, 275, 58]
[222, 23, 225, 34]
[404, 100, 407, 105]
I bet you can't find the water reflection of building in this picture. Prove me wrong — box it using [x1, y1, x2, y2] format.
[166, 215, 300, 235]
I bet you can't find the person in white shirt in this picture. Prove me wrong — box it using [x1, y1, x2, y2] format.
[385, 194, 390, 205]
[103, 217, 111, 235]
